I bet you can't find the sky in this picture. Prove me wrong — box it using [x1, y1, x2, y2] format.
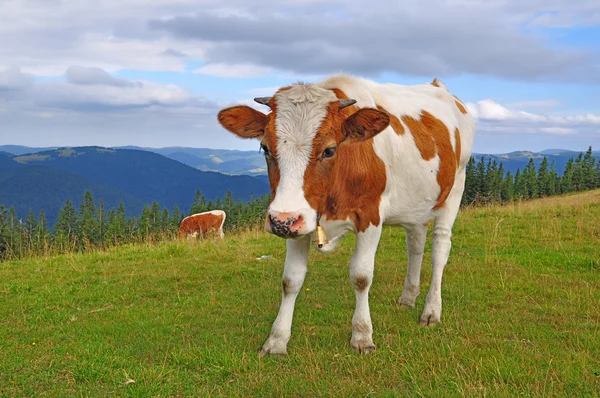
[0, 0, 599, 154]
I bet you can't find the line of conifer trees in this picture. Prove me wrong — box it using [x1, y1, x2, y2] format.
[0, 190, 270, 260]
[1, 147, 598, 261]
[462, 146, 599, 205]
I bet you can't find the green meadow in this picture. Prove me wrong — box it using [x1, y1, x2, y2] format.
[1, 190, 599, 397]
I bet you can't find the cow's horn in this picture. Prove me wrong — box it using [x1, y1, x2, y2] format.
[339, 99, 357, 109]
[254, 97, 273, 106]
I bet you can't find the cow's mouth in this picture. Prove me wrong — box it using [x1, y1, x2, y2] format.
[268, 216, 302, 239]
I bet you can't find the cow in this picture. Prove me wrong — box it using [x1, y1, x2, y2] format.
[217, 74, 475, 356]
[179, 210, 226, 239]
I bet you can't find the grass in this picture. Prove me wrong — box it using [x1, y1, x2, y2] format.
[1, 190, 599, 397]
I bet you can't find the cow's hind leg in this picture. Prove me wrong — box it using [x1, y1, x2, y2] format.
[260, 235, 310, 357]
[349, 225, 382, 354]
[420, 172, 465, 326]
[398, 223, 427, 308]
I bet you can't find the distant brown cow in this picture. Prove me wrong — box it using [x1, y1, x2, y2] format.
[179, 210, 226, 239]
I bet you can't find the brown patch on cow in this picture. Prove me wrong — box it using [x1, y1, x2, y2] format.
[454, 99, 468, 115]
[282, 277, 292, 296]
[402, 111, 457, 210]
[377, 105, 405, 135]
[431, 78, 441, 87]
[401, 113, 437, 160]
[352, 275, 370, 292]
[300, 90, 387, 233]
[178, 212, 225, 238]
[454, 128, 462, 166]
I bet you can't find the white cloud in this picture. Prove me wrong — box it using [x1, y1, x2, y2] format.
[539, 127, 575, 134]
[194, 63, 273, 78]
[0, 66, 248, 149]
[509, 99, 562, 109]
[0, 67, 34, 90]
[0, 0, 598, 80]
[467, 98, 600, 136]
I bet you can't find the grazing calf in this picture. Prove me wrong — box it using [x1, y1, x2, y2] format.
[179, 210, 226, 239]
[217, 74, 475, 355]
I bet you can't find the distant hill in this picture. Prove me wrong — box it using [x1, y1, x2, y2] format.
[1, 146, 269, 226]
[0, 152, 22, 170]
[117, 146, 267, 176]
[0, 145, 60, 156]
[3, 145, 599, 177]
[0, 166, 145, 226]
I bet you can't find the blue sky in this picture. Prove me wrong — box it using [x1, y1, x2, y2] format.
[0, 0, 599, 154]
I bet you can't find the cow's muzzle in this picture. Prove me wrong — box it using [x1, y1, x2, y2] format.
[266, 212, 306, 239]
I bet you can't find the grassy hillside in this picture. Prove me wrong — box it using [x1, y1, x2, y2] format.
[1, 191, 599, 396]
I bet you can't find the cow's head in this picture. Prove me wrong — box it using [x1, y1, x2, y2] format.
[217, 83, 390, 239]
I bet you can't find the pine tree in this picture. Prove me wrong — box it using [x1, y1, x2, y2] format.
[79, 191, 98, 245]
[190, 189, 206, 214]
[582, 146, 595, 190]
[562, 158, 574, 193]
[34, 210, 50, 253]
[523, 158, 538, 198]
[572, 152, 584, 191]
[501, 171, 514, 202]
[24, 210, 37, 238]
[537, 157, 549, 197]
[151, 201, 161, 234]
[514, 169, 526, 200]
[595, 161, 600, 189]
[55, 199, 79, 250]
[138, 205, 152, 239]
[462, 156, 477, 205]
[475, 156, 487, 203]
[548, 160, 558, 196]
[97, 200, 106, 247]
[161, 208, 170, 235]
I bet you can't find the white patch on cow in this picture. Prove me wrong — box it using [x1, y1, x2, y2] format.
[268, 84, 337, 231]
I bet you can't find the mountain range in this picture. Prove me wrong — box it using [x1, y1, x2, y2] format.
[0, 147, 269, 226]
[3, 145, 598, 177]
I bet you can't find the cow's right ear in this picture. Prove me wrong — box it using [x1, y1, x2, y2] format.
[217, 106, 268, 139]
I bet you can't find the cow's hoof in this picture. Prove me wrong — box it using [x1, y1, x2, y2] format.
[397, 295, 417, 308]
[351, 339, 376, 355]
[419, 313, 440, 327]
[258, 338, 288, 357]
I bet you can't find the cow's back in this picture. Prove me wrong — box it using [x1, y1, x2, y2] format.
[179, 210, 226, 237]
[319, 74, 475, 225]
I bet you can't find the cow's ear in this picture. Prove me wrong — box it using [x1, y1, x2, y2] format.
[341, 108, 390, 142]
[218, 106, 268, 139]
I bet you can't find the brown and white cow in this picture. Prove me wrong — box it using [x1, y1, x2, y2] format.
[217, 74, 475, 356]
[179, 210, 226, 239]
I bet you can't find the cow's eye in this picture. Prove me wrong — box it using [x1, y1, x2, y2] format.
[260, 144, 271, 158]
[322, 146, 336, 159]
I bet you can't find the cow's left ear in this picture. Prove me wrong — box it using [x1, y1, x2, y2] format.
[341, 108, 390, 142]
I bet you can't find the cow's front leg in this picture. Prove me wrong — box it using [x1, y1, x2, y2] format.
[259, 235, 310, 357]
[349, 225, 382, 354]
